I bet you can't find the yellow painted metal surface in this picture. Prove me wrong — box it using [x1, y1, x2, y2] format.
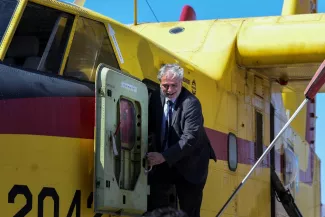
[129, 20, 243, 82]
[282, 92, 307, 140]
[1, 135, 97, 216]
[59, 16, 79, 75]
[129, 12, 325, 86]
[237, 14, 325, 66]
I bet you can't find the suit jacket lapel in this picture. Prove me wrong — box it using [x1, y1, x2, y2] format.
[160, 93, 165, 109]
[171, 88, 186, 126]
[159, 93, 165, 123]
[171, 106, 180, 126]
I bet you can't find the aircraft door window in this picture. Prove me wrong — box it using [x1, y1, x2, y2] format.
[228, 132, 238, 171]
[0, 0, 18, 46]
[63, 17, 120, 81]
[119, 98, 136, 151]
[3, 2, 74, 73]
[114, 97, 141, 191]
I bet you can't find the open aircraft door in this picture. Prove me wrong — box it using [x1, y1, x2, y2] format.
[94, 64, 149, 216]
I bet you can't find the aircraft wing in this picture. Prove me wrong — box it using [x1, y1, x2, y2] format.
[128, 13, 325, 93]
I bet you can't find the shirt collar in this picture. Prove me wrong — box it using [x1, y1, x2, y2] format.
[166, 97, 177, 104]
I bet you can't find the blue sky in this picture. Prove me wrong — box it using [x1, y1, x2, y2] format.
[72, 0, 325, 203]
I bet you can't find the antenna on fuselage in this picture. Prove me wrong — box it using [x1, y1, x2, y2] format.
[134, 0, 137, 25]
[73, 0, 85, 7]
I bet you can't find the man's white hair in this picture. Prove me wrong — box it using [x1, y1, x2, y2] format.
[157, 64, 184, 81]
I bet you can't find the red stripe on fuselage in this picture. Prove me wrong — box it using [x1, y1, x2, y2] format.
[0, 97, 314, 185]
[0, 97, 95, 139]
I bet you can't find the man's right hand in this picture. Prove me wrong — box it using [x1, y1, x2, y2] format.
[147, 152, 166, 166]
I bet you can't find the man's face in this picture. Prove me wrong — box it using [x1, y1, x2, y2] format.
[160, 72, 182, 100]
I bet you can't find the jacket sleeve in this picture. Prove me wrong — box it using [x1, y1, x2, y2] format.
[162, 98, 203, 165]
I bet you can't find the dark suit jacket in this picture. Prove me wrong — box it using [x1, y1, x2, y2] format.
[148, 87, 217, 184]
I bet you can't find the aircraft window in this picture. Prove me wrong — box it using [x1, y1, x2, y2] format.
[228, 132, 238, 172]
[114, 97, 141, 190]
[0, 0, 18, 45]
[3, 2, 74, 73]
[283, 146, 299, 188]
[63, 17, 120, 81]
[118, 98, 136, 151]
[255, 111, 263, 159]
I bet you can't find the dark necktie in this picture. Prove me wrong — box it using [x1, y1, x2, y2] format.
[167, 100, 173, 128]
[163, 100, 174, 150]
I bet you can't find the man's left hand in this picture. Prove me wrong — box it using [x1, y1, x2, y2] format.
[147, 152, 165, 166]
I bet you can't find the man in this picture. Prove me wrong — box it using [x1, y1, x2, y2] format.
[147, 63, 216, 217]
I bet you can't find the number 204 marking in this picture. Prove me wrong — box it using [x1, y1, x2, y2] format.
[8, 185, 102, 217]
